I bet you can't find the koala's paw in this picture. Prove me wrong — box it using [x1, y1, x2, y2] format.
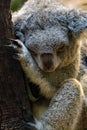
[9, 39, 29, 62]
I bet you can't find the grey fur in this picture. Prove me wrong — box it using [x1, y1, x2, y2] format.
[12, 0, 87, 130]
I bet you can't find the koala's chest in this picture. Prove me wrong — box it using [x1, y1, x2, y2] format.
[29, 67, 75, 100]
[42, 68, 73, 88]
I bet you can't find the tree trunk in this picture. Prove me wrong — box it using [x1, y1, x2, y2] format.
[0, 0, 31, 129]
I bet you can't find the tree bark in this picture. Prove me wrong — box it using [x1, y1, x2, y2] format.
[0, 0, 31, 129]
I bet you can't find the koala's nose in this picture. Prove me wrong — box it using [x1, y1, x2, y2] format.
[41, 53, 54, 71]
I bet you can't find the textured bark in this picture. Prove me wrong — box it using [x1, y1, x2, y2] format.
[0, 0, 31, 130]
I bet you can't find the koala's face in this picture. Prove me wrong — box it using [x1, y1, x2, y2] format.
[25, 26, 74, 72]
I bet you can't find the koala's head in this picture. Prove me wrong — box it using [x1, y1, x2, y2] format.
[15, 6, 87, 72]
[25, 25, 69, 72]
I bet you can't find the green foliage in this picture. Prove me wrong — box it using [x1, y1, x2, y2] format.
[11, 0, 27, 12]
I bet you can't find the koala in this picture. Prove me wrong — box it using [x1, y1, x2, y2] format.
[12, 0, 87, 130]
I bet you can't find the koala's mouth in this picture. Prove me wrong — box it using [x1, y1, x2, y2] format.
[40, 63, 56, 72]
[43, 68, 56, 72]
[41, 68, 56, 72]
[42, 68, 55, 72]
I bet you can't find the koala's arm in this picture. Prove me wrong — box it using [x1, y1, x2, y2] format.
[36, 79, 84, 130]
[11, 39, 56, 98]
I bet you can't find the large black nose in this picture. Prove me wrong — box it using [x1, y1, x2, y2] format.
[41, 53, 54, 71]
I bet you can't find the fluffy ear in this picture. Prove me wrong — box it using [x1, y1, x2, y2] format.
[67, 10, 87, 37]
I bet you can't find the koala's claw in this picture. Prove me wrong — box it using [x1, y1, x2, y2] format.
[6, 38, 23, 51]
[22, 120, 37, 130]
[13, 53, 22, 60]
[6, 38, 26, 61]
[9, 38, 23, 48]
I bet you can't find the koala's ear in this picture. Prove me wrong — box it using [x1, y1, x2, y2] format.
[67, 10, 87, 37]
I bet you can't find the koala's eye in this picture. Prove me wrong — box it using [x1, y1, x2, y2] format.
[28, 49, 37, 57]
[57, 45, 65, 54]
